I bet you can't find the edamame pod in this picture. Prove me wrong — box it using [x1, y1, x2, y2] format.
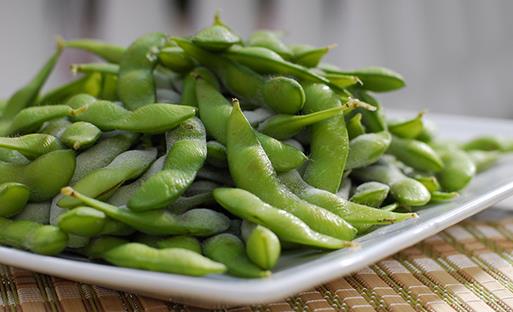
[261, 76, 305, 114]
[0, 150, 75, 201]
[387, 136, 444, 173]
[302, 83, 349, 192]
[40, 118, 72, 138]
[61, 187, 230, 236]
[57, 207, 134, 237]
[323, 66, 405, 92]
[69, 98, 196, 134]
[196, 78, 307, 172]
[467, 150, 500, 173]
[346, 131, 391, 170]
[58, 149, 157, 208]
[350, 182, 390, 208]
[180, 67, 219, 107]
[248, 30, 292, 59]
[191, 14, 240, 51]
[0, 134, 63, 159]
[241, 221, 281, 270]
[349, 88, 387, 132]
[435, 147, 476, 192]
[203, 233, 270, 278]
[462, 136, 513, 152]
[118, 32, 167, 110]
[352, 161, 431, 207]
[227, 100, 356, 240]
[289, 44, 332, 68]
[0, 218, 68, 255]
[8, 105, 77, 135]
[0, 183, 30, 217]
[158, 47, 195, 73]
[60, 121, 102, 150]
[279, 170, 415, 225]
[347, 113, 365, 139]
[389, 112, 424, 139]
[0, 147, 29, 165]
[257, 105, 346, 140]
[128, 117, 207, 211]
[213, 188, 352, 249]
[64, 39, 125, 63]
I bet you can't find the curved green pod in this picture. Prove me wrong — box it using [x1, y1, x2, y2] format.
[289, 44, 332, 68]
[436, 148, 476, 192]
[192, 14, 240, 51]
[350, 182, 390, 208]
[323, 66, 405, 92]
[60, 122, 102, 150]
[0, 134, 63, 159]
[387, 136, 444, 173]
[248, 30, 292, 59]
[388, 112, 424, 139]
[241, 221, 281, 270]
[64, 39, 125, 63]
[0, 150, 75, 202]
[346, 131, 391, 170]
[8, 105, 76, 135]
[0, 183, 30, 217]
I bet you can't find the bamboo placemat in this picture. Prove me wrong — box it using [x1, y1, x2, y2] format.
[5, 216, 513, 311]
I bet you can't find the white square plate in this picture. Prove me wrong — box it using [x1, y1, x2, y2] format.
[1, 111, 513, 307]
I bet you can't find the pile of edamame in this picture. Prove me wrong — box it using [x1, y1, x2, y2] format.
[0, 14, 510, 278]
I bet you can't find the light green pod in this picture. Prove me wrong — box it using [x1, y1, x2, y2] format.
[192, 14, 240, 51]
[61, 187, 230, 237]
[8, 105, 76, 135]
[261, 76, 305, 114]
[64, 39, 125, 63]
[302, 83, 348, 192]
[346, 131, 391, 170]
[350, 182, 390, 208]
[347, 113, 365, 140]
[0, 134, 63, 159]
[0, 217, 68, 255]
[0, 183, 30, 217]
[435, 147, 476, 192]
[227, 101, 356, 240]
[58, 149, 157, 208]
[248, 30, 292, 59]
[57, 206, 107, 237]
[0, 150, 75, 202]
[349, 88, 387, 133]
[289, 44, 332, 68]
[158, 47, 195, 73]
[0, 147, 29, 165]
[104, 243, 227, 276]
[388, 112, 424, 139]
[180, 67, 219, 107]
[258, 105, 345, 140]
[323, 73, 361, 89]
[203, 233, 270, 278]
[128, 118, 207, 211]
[60, 122, 102, 150]
[213, 188, 352, 249]
[387, 136, 444, 173]
[206, 141, 227, 168]
[462, 136, 513, 152]
[118, 32, 167, 110]
[323, 66, 405, 92]
[467, 150, 500, 173]
[40, 118, 72, 138]
[352, 161, 431, 207]
[241, 221, 281, 270]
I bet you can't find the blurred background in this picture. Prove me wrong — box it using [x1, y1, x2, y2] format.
[1, 0, 513, 117]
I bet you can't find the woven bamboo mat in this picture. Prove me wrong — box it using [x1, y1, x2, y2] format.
[5, 216, 513, 311]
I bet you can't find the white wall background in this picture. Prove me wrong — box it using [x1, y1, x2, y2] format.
[1, 0, 512, 118]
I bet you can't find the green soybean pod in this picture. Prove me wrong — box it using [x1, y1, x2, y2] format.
[128, 117, 207, 211]
[192, 14, 240, 51]
[227, 100, 356, 240]
[302, 83, 348, 193]
[289, 44, 333, 68]
[58, 149, 157, 208]
[0, 43, 63, 135]
[206, 141, 227, 168]
[387, 136, 444, 173]
[60, 122, 102, 150]
[349, 182, 390, 208]
[38, 73, 103, 106]
[241, 220, 281, 270]
[435, 147, 476, 192]
[0, 134, 63, 159]
[0, 147, 29, 165]
[257, 105, 345, 140]
[345, 131, 392, 170]
[0, 217, 68, 255]
[203, 233, 270, 278]
[64, 39, 125, 63]
[180, 67, 219, 107]
[323, 73, 361, 88]
[8, 105, 75, 135]
[61, 187, 230, 237]
[213, 188, 352, 249]
[158, 47, 195, 73]
[195, 78, 307, 172]
[461, 136, 511, 152]
[261, 76, 305, 114]
[349, 88, 387, 133]
[40, 118, 72, 138]
[0, 183, 30, 217]
[104, 243, 227, 276]
[323, 66, 405, 92]
[248, 30, 292, 59]
[118, 32, 167, 111]
[278, 170, 416, 225]
[467, 150, 500, 173]
[0, 150, 75, 202]
[352, 161, 431, 207]
[57, 206, 107, 237]
[388, 112, 424, 139]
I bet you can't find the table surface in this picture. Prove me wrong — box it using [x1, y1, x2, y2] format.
[2, 209, 513, 312]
